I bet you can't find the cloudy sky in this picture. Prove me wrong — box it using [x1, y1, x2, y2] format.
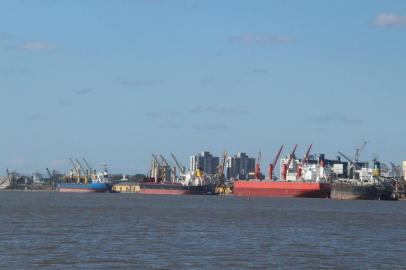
[0, 0, 405, 174]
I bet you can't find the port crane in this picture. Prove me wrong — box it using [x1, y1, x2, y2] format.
[268, 145, 284, 180]
[216, 150, 228, 181]
[46, 168, 55, 188]
[151, 154, 164, 181]
[296, 144, 313, 179]
[255, 151, 262, 179]
[171, 153, 186, 174]
[302, 144, 313, 165]
[69, 158, 78, 173]
[354, 141, 367, 162]
[281, 145, 298, 180]
[82, 158, 93, 174]
[75, 158, 87, 174]
[75, 158, 90, 182]
[214, 150, 230, 195]
[338, 151, 362, 170]
[159, 154, 177, 182]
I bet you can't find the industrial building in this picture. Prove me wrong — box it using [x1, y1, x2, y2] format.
[190, 151, 219, 176]
[225, 152, 255, 180]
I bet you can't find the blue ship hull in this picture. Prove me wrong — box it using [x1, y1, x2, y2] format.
[58, 183, 112, 193]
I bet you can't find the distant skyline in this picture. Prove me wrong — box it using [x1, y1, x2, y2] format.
[1, 0, 405, 174]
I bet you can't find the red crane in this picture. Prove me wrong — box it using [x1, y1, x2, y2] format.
[302, 144, 313, 165]
[254, 151, 262, 179]
[281, 144, 298, 180]
[268, 145, 284, 180]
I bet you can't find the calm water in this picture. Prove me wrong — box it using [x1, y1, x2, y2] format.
[1, 191, 405, 269]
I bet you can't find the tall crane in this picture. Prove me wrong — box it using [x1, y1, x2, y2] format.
[152, 154, 161, 166]
[281, 145, 298, 180]
[302, 144, 313, 165]
[255, 151, 262, 179]
[69, 158, 77, 171]
[82, 158, 93, 174]
[75, 159, 87, 174]
[171, 153, 186, 174]
[151, 154, 163, 182]
[160, 155, 176, 173]
[268, 145, 284, 180]
[214, 150, 229, 195]
[46, 168, 54, 188]
[338, 151, 361, 170]
[354, 141, 367, 162]
[160, 154, 177, 182]
[217, 150, 228, 181]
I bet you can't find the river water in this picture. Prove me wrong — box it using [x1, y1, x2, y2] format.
[0, 191, 405, 269]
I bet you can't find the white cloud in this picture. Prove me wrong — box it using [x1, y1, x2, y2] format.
[20, 41, 56, 51]
[374, 13, 406, 28]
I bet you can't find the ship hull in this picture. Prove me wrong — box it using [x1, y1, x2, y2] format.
[331, 183, 380, 200]
[138, 182, 212, 195]
[234, 180, 331, 198]
[58, 183, 112, 193]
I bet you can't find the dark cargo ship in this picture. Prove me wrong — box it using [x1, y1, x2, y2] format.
[331, 181, 396, 200]
[138, 182, 213, 195]
[331, 182, 380, 200]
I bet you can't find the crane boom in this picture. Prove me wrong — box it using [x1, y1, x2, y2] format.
[355, 141, 367, 162]
[82, 158, 93, 172]
[268, 145, 284, 180]
[160, 154, 177, 180]
[159, 154, 172, 167]
[75, 158, 87, 173]
[69, 158, 77, 170]
[171, 153, 186, 174]
[338, 151, 361, 170]
[152, 154, 162, 166]
[46, 168, 53, 178]
[220, 151, 227, 175]
[286, 145, 298, 169]
[272, 145, 284, 169]
[302, 144, 313, 165]
[217, 150, 228, 180]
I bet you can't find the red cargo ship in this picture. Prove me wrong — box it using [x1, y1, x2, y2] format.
[233, 180, 331, 198]
[234, 145, 331, 198]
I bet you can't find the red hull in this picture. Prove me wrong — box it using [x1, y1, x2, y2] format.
[234, 180, 331, 198]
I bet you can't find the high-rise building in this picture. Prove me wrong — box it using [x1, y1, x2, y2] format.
[226, 152, 255, 180]
[190, 151, 219, 175]
[403, 161, 406, 181]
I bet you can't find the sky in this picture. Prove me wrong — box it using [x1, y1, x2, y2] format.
[0, 0, 405, 175]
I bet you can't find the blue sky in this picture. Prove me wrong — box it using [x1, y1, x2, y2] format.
[0, 0, 405, 174]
